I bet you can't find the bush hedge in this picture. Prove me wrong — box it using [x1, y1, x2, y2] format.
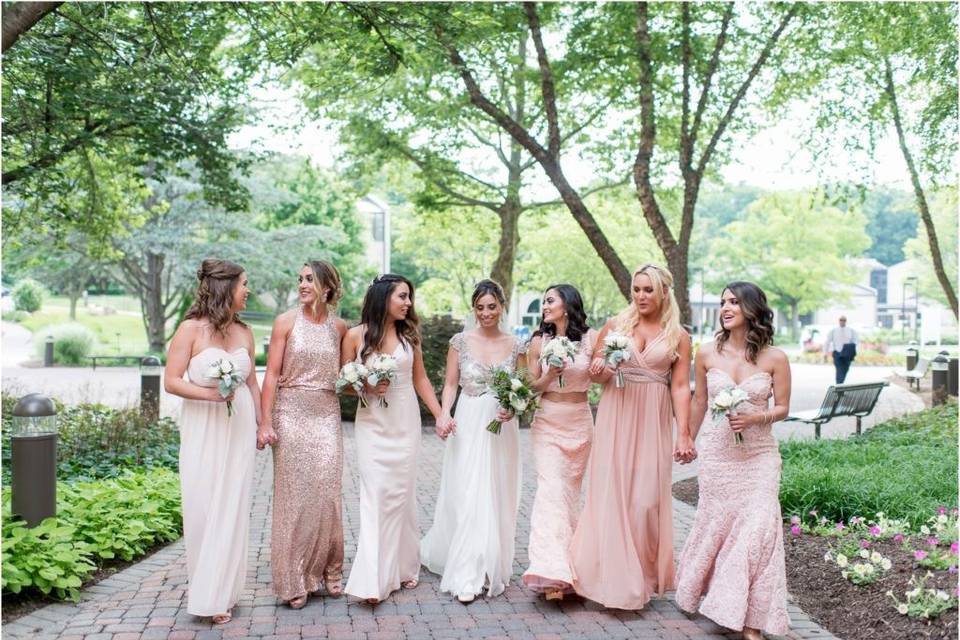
[32, 323, 97, 365]
[1, 469, 182, 601]
[12, 279, 45, 313]
[1, 393, 180, 484]
[780, 401, 958, 526]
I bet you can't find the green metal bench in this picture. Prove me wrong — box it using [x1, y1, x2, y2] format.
[784, 381, 888, 439]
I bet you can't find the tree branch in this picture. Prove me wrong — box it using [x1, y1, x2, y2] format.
[523, 2, 561, 159]
[690, 2, 735, 149]
[2, 1, 62, 53]
[695, 4, 798, 177]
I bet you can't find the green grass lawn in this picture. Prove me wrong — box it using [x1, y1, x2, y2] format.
[780, 401, 958, 526]
[17, 305, 274, 362]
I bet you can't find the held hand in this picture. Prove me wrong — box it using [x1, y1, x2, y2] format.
[673, 434, 697, 464]
[495, 406, 515, 423]
[256, 425, 278, 450]
[375, 379, 390, 396]
[588, 357, 607, 376]
[546, 362, 567, 378]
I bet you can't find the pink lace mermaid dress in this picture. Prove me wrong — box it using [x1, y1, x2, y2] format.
[675, 369, 790, 636]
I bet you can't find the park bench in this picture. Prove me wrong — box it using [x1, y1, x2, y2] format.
[86, 355, 148, 370]
[239, 310, 273, 324]
[894, 356, 930, 391]
[784, 381, 888, 439]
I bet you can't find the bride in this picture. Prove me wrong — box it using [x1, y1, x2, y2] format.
[420, 279, 526, 603]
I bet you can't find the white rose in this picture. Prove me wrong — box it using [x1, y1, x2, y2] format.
[514, 398, 528, 413]
[345, 370, 359, 383]
[219, 361, 233, 375]
[510, 377, 523, 391]
[897, 604, 909, 615]
[206, 364, 221, 379]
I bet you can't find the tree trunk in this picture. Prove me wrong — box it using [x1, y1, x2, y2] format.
[1, 1, 61, 53]
[143, 252, 167, 353]
[884, 58, 958, 319]
[68, 292, 79, 321]
[790, 300, 799, 342]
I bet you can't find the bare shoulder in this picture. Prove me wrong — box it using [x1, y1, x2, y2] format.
[603, 317, 618, 331]
[334, 317, 348, 336]
[761, 346, 789, 368]
[695, 340, 717, 365]
[275, 308, 298, 328]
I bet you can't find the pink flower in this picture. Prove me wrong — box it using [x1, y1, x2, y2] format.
[927, 537, 940, 547]
[938, 506, 947, 515]
[790, 515, 801, 525]
[850, 516, 863, 526]
[869, 525, 882, 536]
[950, 565, 958, 574]
[914, 550, 928, 561]
[835, 522, 846, 531]
[951, 541, 959, 555]
[860, 540, 872, 549]
[790, 525, 802, 537]
[893, 533, 904, 543]
[809, 510, 818, 517]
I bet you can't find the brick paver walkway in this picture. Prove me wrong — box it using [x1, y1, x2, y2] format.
[4, 424, 840, 640]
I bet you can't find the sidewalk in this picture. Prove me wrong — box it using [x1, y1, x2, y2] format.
[4, 425, 839, 640]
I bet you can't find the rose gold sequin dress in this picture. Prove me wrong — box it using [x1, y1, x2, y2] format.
[270, 308, 344, 601]
[675, 369, 789, 635]
[522, 330, 595, 593]
[569, 332, 677, 610]
[179, 347, 256, 617]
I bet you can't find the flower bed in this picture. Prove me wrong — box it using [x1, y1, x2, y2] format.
[672, 401, 959, 640]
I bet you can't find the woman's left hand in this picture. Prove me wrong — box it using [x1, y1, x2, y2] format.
[727, 412, 755, 432]
[495, 406, 515, 423]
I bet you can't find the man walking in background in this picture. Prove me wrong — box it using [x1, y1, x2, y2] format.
[824, 315, 859, 384]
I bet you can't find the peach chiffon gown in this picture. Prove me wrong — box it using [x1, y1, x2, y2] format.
[345, 342, 422, 601]
[675, 369, 789, 635]
[179, 347, 256, 617]
[522, 330, 595, 593]
[569, 331, 676, 610]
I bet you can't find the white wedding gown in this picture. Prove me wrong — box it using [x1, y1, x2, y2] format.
[420, 333, 523, 598]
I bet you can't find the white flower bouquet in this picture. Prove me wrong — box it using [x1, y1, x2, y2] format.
[336, 362, 370, 408]
[485, 368, 538, 434]
[601, 331, 632, 388]
[205, 358, 245, 417]
[539, 336, 579, 388]
[710, 387, 750, 445]
[366, 353, 398, 408]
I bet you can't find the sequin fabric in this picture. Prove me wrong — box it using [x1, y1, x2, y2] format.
[270, 308, 344, 600]
[675, 368, 790, 635]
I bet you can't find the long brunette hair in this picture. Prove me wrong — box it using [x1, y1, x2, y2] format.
[714, 281, 775, 364]
[184, 259, 247, 335]
[359, 274, 420, 362]
[533, 283, 589, 343]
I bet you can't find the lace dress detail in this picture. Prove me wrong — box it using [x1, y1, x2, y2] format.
[420, 332, 524, 598]
[675, 368, 790, 635]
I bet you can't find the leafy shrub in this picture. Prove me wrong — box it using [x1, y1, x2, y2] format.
[1, 469, 182, 601]
[12, 278, 45, 313]
[33, 323, 97, 365]
[780, 401, 958, 526]
[2, 310, 28, 323]
[1, 393, 179, 484]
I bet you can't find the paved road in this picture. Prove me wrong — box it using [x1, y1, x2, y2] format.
[3, 425, 840, 640]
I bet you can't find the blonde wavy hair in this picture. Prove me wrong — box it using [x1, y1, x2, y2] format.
[613, 263, 685, 356]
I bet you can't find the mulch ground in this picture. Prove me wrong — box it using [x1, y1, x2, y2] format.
[673, 477, 958, 640]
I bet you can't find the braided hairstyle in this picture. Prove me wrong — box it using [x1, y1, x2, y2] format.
[184, 259, 247, 336]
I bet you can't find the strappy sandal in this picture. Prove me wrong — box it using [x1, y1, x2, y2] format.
[401, 579, 419, 589]
[325, 577, 343, 597]
[287, 594, 308, 610]
[545, 588, 564, 601]
[211, 612, 232, 625]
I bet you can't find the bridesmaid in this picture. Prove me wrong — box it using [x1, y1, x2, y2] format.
[164, 259, 260, 624]
[522, 284, 595, 601]
[675, 282, 791, 639]
[569, 263, 695, 610]
[421, 279, 525, 603]
[342, 274, 447, 604]
[258, 260, 347, 609]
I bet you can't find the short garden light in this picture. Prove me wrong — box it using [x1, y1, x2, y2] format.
[10, 393, 58, 527]
[140, 356, 163, 421]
